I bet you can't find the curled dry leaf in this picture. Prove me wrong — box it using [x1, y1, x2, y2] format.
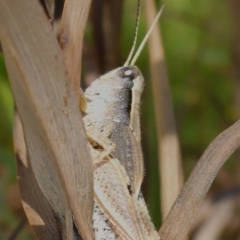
[159, 120, 240, 240]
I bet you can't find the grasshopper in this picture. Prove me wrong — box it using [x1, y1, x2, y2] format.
[81, 3, 164, 239]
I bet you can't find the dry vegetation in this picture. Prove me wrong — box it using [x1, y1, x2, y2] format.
[0, 0, 240, 239]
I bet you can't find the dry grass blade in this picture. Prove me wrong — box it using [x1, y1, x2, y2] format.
[0, 0, 93, 239]
[60, 0, 92, 97]
[192, 198, 234, 240]
[91, 0, 123, 73]
[44, 0, 55, 18]
[14, 112, 60, 240]
[145, 0, 183, 219]
[159, 120, 240, 240]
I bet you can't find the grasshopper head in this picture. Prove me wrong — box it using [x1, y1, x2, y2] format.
[84, 66, 144, 101]
[83, 65, 144, 125]
[116, 66, 140, 81]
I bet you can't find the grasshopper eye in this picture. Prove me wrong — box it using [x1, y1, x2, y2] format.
[124, 69, 133, 78]
[117, 66, 139, 80]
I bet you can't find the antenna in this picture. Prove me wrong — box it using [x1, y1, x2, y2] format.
[130, 5, 164, 66]
[124, 0, 141, 66]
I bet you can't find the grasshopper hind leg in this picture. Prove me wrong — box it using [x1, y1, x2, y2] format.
[93, 201, 120, 240]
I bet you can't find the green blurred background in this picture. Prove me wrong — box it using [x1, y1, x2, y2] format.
[0, 0, 239, 239]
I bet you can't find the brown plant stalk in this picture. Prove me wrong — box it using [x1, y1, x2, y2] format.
[159, 119, 240, 239]
[145, 0, 184, 220]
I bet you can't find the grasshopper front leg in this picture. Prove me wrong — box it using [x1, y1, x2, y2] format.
[83, 115, 115, 165]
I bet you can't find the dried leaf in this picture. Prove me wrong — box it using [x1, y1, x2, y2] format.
[14, 112, 60, 240]
[60, 0, 92, 96]
[0, 0, 93, 239]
